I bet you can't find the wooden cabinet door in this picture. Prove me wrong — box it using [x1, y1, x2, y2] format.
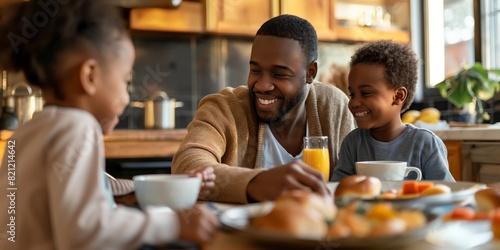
[444, 140, 462, 181]
[130, 1, 205, 33]
[279, 0, 335, 41]
[462, 142, 500, 183]
[206, 0, 278, 36]
[332, 0, 411, 43]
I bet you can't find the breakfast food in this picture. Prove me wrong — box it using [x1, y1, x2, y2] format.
[369, 218, 407, 237]
[334, 175, 382, 199]
[442, 205, 500, 243]
[442, 206, 476, 221]
[395, 181, 451, 198]
[397, 210, 427, 230]
[326, 202, 427, 239]
[474, 187, 500, 213]
[250, 190, 429, 240]
[250, 203, 328, 239]
[250, 190, 336, 239]
[492, 211, 500, 239]
[272, 189, 336, 222]
[420, 184, 452, 196]
[335, 177, 450, 200]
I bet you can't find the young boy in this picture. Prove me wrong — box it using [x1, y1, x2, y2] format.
[332, 40, 455, 182]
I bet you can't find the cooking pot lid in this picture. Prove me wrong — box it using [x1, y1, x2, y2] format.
[11, 82, 35, 96]
[150, 91, 169, 101]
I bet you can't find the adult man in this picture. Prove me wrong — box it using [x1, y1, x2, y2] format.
[172, 14, 356, 203]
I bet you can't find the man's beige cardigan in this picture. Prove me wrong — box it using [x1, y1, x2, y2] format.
[172, 82, 356, 203]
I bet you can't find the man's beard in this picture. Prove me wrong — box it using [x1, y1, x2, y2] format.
[262, 86, 307, 125]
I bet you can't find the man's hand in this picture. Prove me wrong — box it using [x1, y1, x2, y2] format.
[246, 160, 332, 202]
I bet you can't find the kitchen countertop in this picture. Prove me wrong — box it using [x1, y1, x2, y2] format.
[103, 129, 187, 159]
[0, 129, 187, 141]
[103, 129, 187, 141]
[0, 129, 188, 159]
[431, 125, 500, 141]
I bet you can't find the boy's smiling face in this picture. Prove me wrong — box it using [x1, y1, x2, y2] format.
[347, 63, 405, 131]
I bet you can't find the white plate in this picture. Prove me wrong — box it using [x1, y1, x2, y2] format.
[426, 220, 500, 249]
[219, 202, 439, 249]
[328, 181, 486, 209]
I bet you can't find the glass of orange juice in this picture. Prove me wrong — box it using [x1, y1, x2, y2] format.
[303, 136, 330, 181]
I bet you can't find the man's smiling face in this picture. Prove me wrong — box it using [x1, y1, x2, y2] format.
[247, 35, 309, 124]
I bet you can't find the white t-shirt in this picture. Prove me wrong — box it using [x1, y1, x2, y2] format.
[261, 124, 308, 169]
[0, 106, 180, 250]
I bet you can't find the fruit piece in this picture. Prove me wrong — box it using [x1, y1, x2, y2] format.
[417, 107, 441, 124]
[416, 182, 435, 193]
[446, 207, 476, 221]
[401, 110, 421, 124]
[366, 203, 397, 221]
[402, 181, 419, 195]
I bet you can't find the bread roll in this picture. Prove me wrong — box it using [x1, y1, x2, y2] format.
[334, 175, 382, 199]
[475, 187, 500, 212]
[420, 184, 451, 196]
[274, 190, 336, 222]
[250, 190, 336, 239]
[250, 204, 327, 239]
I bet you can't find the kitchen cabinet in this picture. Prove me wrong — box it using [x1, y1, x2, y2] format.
[128, 0, 411, 43]
[333, 0, 411, 43]
[444, 140, 462, 181]
[434, 127, 500, 184]
[461, 142, 500, 184]
[279, 0, 336, 41]
[129, 1, 204, 33]
[205, 0, 278, 36]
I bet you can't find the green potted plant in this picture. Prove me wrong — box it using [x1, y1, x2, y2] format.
[435, 62, 500, 123]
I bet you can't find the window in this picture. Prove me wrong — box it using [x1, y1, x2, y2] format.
[482, 0, 500, 68]
[424, 0, 475, 88]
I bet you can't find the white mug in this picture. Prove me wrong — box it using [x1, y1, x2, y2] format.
[355, 161, 422, 181]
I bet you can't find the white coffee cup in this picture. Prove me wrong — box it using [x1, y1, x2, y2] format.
[355, 161, 422, 181]
[133, 174, 201, 210]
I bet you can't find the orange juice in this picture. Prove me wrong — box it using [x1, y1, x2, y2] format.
[303, 148, 330, 181]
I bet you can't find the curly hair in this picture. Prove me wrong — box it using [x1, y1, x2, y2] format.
[349, 40, 420, 112]
[0, 0, 127, 100]
[256, 14, 318, 65]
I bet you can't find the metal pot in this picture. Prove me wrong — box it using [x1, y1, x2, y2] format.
[10, 82, 43, 126]
[131, 91, 183, 129]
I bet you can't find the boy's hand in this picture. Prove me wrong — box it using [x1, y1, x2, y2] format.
[176, 204, 219, 244]
[188, 166, 216, 200]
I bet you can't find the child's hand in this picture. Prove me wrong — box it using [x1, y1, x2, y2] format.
[176, 204, 219, 244]
[188, 167, 216, 200]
